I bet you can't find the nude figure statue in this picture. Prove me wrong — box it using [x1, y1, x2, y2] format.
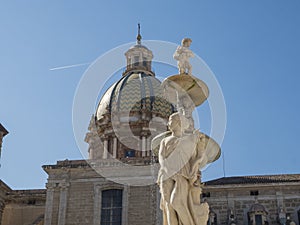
[173, 38, 194, 75]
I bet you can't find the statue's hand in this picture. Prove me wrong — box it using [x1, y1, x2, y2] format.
[189, 175, 198, 186]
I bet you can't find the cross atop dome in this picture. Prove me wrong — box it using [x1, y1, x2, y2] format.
[137, 23, 142, 44]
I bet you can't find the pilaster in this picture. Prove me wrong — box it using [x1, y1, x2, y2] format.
[44, 183, 56, 225]
[103, 138, 108, 159]
[113, 137, 117, 158]
[57, 181, 69, 225]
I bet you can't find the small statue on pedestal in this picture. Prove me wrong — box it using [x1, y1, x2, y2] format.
[173, 38, 194, 75]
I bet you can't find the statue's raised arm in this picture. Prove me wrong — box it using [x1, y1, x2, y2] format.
[173, 38, 194, 75]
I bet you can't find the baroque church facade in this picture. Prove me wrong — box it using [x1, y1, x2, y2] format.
[1, 36, 300, 225]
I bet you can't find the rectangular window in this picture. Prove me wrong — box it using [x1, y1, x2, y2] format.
[250, 190, 259, 196]
[201, 192, 211, 198]
[101, 189, 122, 225]
[125, 150, 135, 158]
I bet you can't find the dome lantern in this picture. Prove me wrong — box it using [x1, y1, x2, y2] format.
[123, 24, 154, 76]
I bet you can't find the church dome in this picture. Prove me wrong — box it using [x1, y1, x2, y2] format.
[96, 72, 174, 121]
[87, 26, 176, 160]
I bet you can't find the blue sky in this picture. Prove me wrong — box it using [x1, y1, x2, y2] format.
[0, 1, 300, 189]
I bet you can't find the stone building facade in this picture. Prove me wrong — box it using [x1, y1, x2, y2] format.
[1, 173, 300, 225]
[203, 175, 300, 225]
[1, 188, 45, 225]
[1, 37, 300, 225]
[41, 159, 160, 225]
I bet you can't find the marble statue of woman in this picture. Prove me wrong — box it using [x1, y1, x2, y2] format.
[173, 38, 194, 75]
[157, 112, 209, 225]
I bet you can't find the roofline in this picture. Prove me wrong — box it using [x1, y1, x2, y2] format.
[42, 159, 90, 173]
[203, 174, 300, 187]
[204, 181, 300, 189]
[0, 179, 12, 192]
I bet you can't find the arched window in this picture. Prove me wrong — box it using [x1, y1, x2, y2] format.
[101, 189, 123, 225]
[248, 203, 268, 225]
[228, 209, 236, 224]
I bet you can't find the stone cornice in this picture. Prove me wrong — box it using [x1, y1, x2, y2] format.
[5, 189, 46, 203]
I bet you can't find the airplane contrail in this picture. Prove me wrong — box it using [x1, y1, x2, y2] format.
[49, 62, 91, 71]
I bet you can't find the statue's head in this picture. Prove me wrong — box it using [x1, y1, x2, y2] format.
[168, 112, 189, 133]
[181, 38, 192, 47]
[168, 112, 181, 131]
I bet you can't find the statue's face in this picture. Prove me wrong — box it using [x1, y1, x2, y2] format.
[181, 116, 190, 130]
[183, 40, 191, 47]
[168, 115, 181, 131]
[168, 114, 190, 133]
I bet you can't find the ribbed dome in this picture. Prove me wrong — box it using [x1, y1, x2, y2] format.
[96, 72, 175, 120]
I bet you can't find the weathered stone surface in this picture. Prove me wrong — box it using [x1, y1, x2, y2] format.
[1, 188, 46, 225]
[203, 175, 300, 225]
